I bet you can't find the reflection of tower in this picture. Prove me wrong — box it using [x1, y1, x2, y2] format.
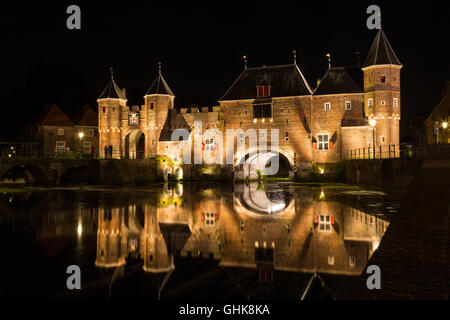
[98, 68, 127, 159]
[141, 205, 174, 273]
[95, 207, 127, 268]
[362, 29, 402, 150]
[144, 63, 175, 157]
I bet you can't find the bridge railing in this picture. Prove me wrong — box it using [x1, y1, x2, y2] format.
[345, 143, 450, 160]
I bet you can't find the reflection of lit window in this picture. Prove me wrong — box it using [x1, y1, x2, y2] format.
[349, 256, 356, 267]
[319, 215, 331, 231]
[328, 255, 334, 265]
[205, 212, 215, 226]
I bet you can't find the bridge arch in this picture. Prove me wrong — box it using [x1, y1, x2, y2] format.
[0, 164, 48, 184]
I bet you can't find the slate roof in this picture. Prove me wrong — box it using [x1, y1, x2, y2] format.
[39, 104, 74, 126]
[145, 72, 174, 96]
[364, 29, 402, 67]
[314, 66, 363, 95]
[219, 64, 312, 101]
[76, 106, 98, 126]
[98, 79, 127, 100]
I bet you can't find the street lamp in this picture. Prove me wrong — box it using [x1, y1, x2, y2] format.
[369, 119, 377, 159]
[443, 122, 448, 129]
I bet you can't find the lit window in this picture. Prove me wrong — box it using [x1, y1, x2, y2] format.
[324, 102, 331, 111]
[205, 212, 215, 226]
[328, 255, 334, 265]
[58, 128, 64, 136]
[319, 215, 331, 231]
[205, 138, 215, 151]
[318, 134, 329, 150]
[368, 99, 373, 108]
[257, 85, 270, 97]
[56, 141, 66, 153]
[349, 256, 356, 267]
[253, 103, 271, 118]
[393, 98, 398, 107]
[83, 141, 91, 154]
[345, 101, 351, 110]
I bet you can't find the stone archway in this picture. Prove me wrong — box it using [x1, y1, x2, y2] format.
[235, 149, 293, 180]
[124, 130, 146, 159]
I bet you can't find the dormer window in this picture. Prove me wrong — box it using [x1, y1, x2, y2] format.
[257, 85, 270, 97]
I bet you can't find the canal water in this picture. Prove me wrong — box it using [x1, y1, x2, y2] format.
[0, 182, 400, 299]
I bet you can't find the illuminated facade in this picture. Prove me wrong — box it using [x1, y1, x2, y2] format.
[98, 29, 401, 176]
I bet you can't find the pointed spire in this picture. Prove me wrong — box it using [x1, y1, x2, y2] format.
[326, 53, 331, 69]
[243, 55, 247, 70]
[145, 62, 174, 96]
[364, 29, 402, 67]
[98, 68, 126, 100]
[293, 50, 297, 65]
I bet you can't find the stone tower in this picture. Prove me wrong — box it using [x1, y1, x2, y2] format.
[362, 29, 402, 151]
[97, 69, 127, 158]
[143, 63, 175, 157]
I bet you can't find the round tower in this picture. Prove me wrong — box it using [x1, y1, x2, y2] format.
[143, 62, 175, 157]
[97, 68, 127, 159]
[362, 29, 402, 154]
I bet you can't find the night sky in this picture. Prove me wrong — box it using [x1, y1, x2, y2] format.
[1, 1, 449, 140]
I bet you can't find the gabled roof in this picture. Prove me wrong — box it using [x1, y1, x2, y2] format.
[219, 64, 312, 101]
[98, 79, 127, 100]
[364, 29, 402, 67]
[314, 66, 363, 95]
[39, 104, 74, 126]
[145, 72, 174, 96]
[76, 106, 98, 126]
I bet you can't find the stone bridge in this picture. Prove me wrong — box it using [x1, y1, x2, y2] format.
[0, 158, 157, 185]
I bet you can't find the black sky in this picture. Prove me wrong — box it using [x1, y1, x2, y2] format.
[1, 0, 449, 140]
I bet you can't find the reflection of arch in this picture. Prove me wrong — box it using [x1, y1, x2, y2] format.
[234, 183, 295, 216]
[0, 165, 47, 184]
[175, 167, 183, 180]
[124, 130, 146, 159]
[236, 149, 293, 178]
[62, 165, 97, 184]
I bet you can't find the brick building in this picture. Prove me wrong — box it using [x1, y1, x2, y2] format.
[21, 104, 98, 157]
[420, 82, 450, 144]
[98, 29, 402, 177]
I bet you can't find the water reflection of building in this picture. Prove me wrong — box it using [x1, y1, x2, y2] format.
[94, 183, 389, 279]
